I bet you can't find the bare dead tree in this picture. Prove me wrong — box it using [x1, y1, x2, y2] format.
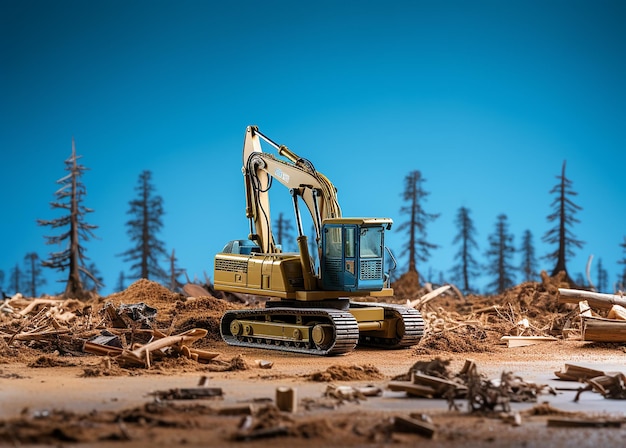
[274, 212, 295, 251]
[115, 271, 126, 293]
[9, 263, 24, 295]
[450, 206, 480, 293]
[485, 214, 516, 294]
[23, 252, 46, 297]
[168, 249, 186, 291]
[119, 170, 168, 282]
[38, 138, 100, 299]
[397, 170, 440, 285]
[595, 258, 608, 293]
[619, 237, 626, 291]
[519, 229, 539, 282]
[81, 262, 104, 292]
[542, 161, 584, 285]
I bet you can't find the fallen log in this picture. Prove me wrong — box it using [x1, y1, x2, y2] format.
[558, 288, 626, 311]
[582, 316, 626, 342]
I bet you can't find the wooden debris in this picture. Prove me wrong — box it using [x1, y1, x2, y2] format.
[578, 300, 592, 317]
[234, 425, 289, 441]
[116, 328, 209, 368]
[554, 363, 606, 381]
[500, 335, 557, 348]
[607, 304, 626, 320]
[412, 372, 468, 397]
[275, 387, 297, 413]
[255, 359, 274, 369]
[392, 415, 436, 438]
[407, 285, 451, 309]
[558, 288, 626, 310]
[387, 381, 436, 398]
[150, 387, 223, 400]
[575, 373, 626, 401]
[216, 404, 254, 415]
[547, 417, 622, 428]
[500, 411, 522, 427]
[582, 316, 626, 342]
[17, 298, 66, 317]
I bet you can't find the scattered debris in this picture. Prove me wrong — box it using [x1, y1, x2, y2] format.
[233, 405, 293, 441]
[150, 386, 223, 400]
[547, 417, 622, 428]
[255, 359, 274, 369]
[554, 363, 608, 381]
[554, 362, 626, 401]
[392, 415, 436, 439]
[389, 358, 556, 415]
[500, 335, 558, 347]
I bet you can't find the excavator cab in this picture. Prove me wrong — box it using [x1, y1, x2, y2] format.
[320, 218, 392, 292]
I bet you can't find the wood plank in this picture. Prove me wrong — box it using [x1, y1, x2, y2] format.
[500, 336, 557, 348]
[387, 381, 436, 398]
[554, 363, 605, 381]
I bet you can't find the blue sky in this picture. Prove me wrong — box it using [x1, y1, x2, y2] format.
[1, 0, 625, 295]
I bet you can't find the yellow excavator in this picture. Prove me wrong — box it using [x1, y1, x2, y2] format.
[214, 126, 423, 355]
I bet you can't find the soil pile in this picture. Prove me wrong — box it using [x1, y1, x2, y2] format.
[308, 364, 385, 382]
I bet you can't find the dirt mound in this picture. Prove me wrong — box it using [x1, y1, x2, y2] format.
[307, 364, 385, 382]
[105, 279, 183, 307]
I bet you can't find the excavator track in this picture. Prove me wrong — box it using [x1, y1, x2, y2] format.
[220, 307, 359, 356]
[352, 302, 424, 349]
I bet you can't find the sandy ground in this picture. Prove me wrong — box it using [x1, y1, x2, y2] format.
[1, 340, 625, 447]
[1, 278, 626, 447]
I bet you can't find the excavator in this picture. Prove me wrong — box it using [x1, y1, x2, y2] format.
[213, 126, 423, 355]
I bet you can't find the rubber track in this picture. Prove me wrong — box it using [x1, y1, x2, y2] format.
[220, 307, 359, 356]
[352, 302, 424, 349]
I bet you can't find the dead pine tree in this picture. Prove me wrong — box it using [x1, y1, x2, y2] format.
[519, 229, 539, 282]
[485, 214, 516, 294]
[619, 237, 626, 291]
[168, 249, 186, 291]
[542, 160, 584, 286]
[119, 170, 168, 283]
[38, 138, 100, 299]
[397, 170, 440, 286]
[23, 252, 46, 298]
[450, 206, 480, 294]
[274, 212, 295, 252]
[9, 263, 24, 296]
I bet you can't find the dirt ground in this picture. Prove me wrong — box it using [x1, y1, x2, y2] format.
[1, 276, 625, 447]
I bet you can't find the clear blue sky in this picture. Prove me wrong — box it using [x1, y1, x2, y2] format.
[1, 0, 625, 295]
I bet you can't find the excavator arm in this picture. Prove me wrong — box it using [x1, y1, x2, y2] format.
[242, 125, 341, 256]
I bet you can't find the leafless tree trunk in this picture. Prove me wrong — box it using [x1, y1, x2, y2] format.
[38, 138, 99, 299]
[542, 161, 583, 286]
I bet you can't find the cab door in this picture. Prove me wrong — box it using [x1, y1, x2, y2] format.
[321, 224, 357, 291]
